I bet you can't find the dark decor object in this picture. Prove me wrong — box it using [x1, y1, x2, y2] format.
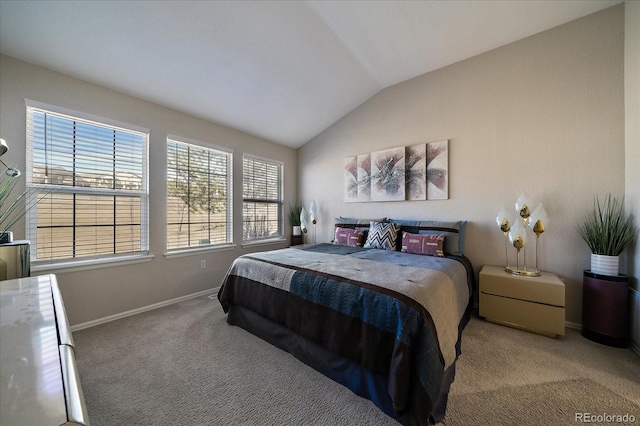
[0, 231, 13, 244]
[582, 270, 630, 348]
[0, 239, 30, 280]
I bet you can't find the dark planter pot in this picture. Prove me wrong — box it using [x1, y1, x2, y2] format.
[582, 270, 629, 348]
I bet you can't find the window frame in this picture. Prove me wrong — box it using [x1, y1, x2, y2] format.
[242, 153, 285, 244]
[25, 99, 150, 270]
[166, 135, 234, 254]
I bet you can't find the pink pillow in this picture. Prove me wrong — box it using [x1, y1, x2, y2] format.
[334, 227, 365, 247]
[401, 232, 445, 257]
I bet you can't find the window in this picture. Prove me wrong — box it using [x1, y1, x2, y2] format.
[167, 137, 232, 250]
[26, 101, 149, 263]
[242, 155, 283, 242]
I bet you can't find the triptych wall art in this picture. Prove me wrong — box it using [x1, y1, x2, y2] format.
[344, 140, 448, 202]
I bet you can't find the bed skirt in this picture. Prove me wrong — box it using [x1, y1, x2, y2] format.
[227, 303, 466, 425]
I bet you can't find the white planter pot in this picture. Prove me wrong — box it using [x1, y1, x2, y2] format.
[591, 254, 619, 276]
[292, 226, 301, 236]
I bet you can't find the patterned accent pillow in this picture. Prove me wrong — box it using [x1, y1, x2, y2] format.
[363, 221, 401, 251]
[401, 232, 445, 257]
[333, 227, 365, 247]
[387, 219, 466, 255]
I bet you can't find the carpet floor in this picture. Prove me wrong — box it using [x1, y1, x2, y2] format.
[73, 294, 640, 425]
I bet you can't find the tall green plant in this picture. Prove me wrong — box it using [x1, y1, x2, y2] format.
[576, 194, 638, 256]
[288, 203, 302, 227]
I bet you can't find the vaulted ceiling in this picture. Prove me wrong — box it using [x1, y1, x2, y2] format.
[0, 1, 620, 148]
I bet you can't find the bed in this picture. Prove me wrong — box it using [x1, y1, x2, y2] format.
[217, 218, 475, 425]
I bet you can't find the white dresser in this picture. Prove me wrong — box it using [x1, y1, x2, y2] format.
[0, 274, 90, 425]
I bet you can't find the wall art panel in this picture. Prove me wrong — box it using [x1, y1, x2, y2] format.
[357, 153, 371, 202]
[406, 143, 427, 200]
[344, 156, 358, 202]
[426, 140, 448, 200]
[371, 146, 405, 202]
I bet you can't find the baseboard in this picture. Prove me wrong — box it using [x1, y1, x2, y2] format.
[70, 287, 219, 332]
[565, 321, 581, 330]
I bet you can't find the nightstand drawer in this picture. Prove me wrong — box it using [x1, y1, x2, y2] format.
[480, 292, 565, 336]
[479, 265, 565, 337]
[480, 265, 564, 307]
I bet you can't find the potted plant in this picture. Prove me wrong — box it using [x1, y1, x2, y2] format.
[576, 193, 638, 276]
[0, 138, 51, 245]
[0, 138, 29, 244]
[577, 194, 638, 347]
[289, 203, 302, 236]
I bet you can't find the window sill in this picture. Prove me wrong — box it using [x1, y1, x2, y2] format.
[241, 237, 287, 248]
[165, 244, 237, 259]
[31, 253, 155, 275]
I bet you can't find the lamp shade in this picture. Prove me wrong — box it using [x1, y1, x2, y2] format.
[515, 191, 533, 219]
[509, 219, 526, 249]
[529, 203, 548, 235]
[496, 205, 515, 233]
[309, 200, 317, 225]
[0, 139, 7, 157]
[300, 207, 308, 233]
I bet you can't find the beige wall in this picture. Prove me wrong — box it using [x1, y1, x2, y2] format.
[625, 0, 640, 291]
[0, 54, 297, 326]
[298, 5, 625, 325]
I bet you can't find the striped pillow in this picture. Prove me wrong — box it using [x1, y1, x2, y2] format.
[364, 221, 401, 251]
[333, 227, 365, 247]
[401, 232, 445, 257]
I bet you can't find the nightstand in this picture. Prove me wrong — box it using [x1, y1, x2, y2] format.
[479, 265, 565, 337]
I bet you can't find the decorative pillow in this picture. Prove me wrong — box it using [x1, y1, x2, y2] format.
[333, 227, 365, 247]
[388, 219, 466, 255]
[363, 221, 401, 251]
[401, 232, 445, 257]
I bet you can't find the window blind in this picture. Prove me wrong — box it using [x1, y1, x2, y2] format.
[26, 103, 149, 263]
[242, 155, 283, 241]
[166, 138, 233, 250]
